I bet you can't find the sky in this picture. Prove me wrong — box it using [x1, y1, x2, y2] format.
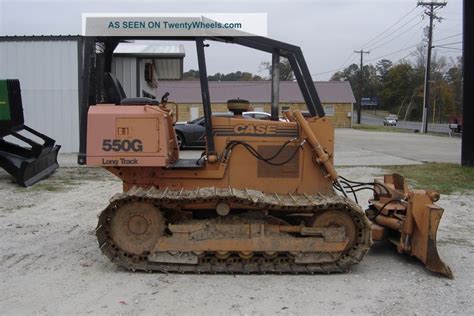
[0, 0, 463, 80]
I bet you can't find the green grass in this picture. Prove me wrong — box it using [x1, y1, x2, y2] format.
[382, 163, 474, 194]
[353, 124, 453, 138]
[352, 124, 410, 133]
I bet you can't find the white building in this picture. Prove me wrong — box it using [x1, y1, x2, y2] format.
[113, 43, 185, 99]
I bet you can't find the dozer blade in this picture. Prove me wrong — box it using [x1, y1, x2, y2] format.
[369, 174, 453, 278]
[0, 79, 61, 187]
[406, 191, 453, 278]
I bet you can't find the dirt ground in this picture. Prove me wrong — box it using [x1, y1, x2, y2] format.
[0, 165, 473, 315]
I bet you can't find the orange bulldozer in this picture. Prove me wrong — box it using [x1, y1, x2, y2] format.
[77, 35, 452, 277]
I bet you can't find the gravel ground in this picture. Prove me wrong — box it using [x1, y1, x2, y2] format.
[0, 166, 473, 315]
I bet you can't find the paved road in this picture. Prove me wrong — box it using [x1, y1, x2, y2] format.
[334, 128, 460, 165]
[358, 113, 451, 134]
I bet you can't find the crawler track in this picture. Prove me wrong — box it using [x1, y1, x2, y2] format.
[96, 187, 372, 274]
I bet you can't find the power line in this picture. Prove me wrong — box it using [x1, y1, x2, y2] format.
[316, 39, 427, 78]
[368, 19, 424, 51]
[311, 5, 440, 79]
[365, 12, 423, 51]
[314, 41, 425, 78]
[433, 33, 463, 43]
[378, 23, 426, 61]
[433, 47, 462, 52]
[436, 25, 463, 37]
[394, 50, 417, 64]
[359, 6, 421, 49]
[338, 52, 356, 70]
[433, 41, 462, 47]
[392, 28, 431, 64]
[365, 41, 423, 63]
[311, 55, 359, 77]
[312, 7, 424, 80]
[440, 12, 462, 15]
[311, 68, 345, 77]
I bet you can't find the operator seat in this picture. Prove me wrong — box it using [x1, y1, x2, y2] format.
[103, 72, 160, 105]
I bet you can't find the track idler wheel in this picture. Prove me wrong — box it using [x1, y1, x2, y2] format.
[109, 201, 165, 256]
[312, 210, 358, 252]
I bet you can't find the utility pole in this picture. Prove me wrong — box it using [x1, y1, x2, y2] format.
[418, 1, 447, 133]
[462, 0, 473, 166]
[354, 50, 370, 124]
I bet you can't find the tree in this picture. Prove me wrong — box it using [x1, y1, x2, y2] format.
[446, 57, 463, 116]
[376, 59, 393, 80]
[413, 44, 427, 70]
[331, 63, 360, 97]
[379, 63, 418, 115]
[182, 69, 200, 80]
[261, 58, 294, 80]
[331, 63, 380, 100]
[328, 45, 461, 122]
[331, 63, 359, 82]
[182, 70, 264, 81]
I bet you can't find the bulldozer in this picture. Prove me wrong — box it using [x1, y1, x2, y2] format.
[78, 36, 452, 277]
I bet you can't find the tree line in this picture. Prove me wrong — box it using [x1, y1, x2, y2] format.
[331, 46, 462, 122]
[182, 60, 295, 81]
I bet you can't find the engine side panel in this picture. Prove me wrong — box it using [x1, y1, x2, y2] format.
[86, 105, 178, 167]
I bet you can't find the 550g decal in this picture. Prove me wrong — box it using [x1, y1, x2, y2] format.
[102, 139, 144, 152]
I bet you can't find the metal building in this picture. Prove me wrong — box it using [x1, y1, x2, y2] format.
[0, 36, 185, 152]
[0, 36, 81, 152]
[112, 43, 185, 99]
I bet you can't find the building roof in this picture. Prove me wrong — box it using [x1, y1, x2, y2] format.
[114, 43, 185, 58]
[0, 35, 81, 41]
[155, 80, 355, 104]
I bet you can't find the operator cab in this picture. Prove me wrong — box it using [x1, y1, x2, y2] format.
[102, 72, 160, 106]
[78, 36, 326, 167]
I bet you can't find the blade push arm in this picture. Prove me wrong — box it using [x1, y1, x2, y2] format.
[292, 110, 347, 197]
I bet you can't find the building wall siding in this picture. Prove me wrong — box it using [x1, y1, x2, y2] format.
[154, 59, 182, 80]
[112, 57, 137, 98]
[0, 39, 79, 152]
[112, 57, 183, 99]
